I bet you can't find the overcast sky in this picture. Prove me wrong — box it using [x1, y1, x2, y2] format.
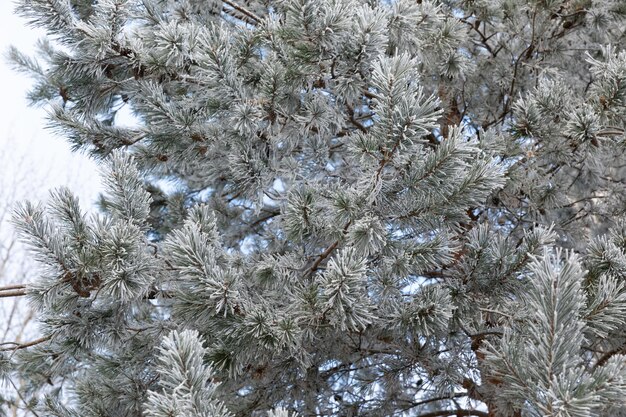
[0, 4, 108, 362]
[0, 1, 101, 208]
[0, 1, 104, 302]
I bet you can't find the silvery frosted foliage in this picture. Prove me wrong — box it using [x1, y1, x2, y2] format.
[5, 0, 626, 416]
[144, 330, 233, 417]
[483, 250, 626, 416]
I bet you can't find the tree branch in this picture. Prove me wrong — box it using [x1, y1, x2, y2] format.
[404, 392, 469, 409]
[0, 336, 51, 352]
[247, 209, 281, 230]
[0, 284, 25, 291]
[8, 376, 41, 417]
[222, 0, 261, 24]
[593, 344, 626, 371]
[0, 290, 27, 298]
[346, 104, 369, 133]
[302, 221, 351, 279]
[415, 409, 489, 417]
[460, 17, 496, 57]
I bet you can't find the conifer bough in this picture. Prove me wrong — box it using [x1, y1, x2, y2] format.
[4, 0, 626, 416]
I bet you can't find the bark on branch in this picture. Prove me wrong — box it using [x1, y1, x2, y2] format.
[222, 0, 262, 23]
[0, 289, 27, 298]
[0, 336, 51, 352]
[415, 409, 489, 417]
[0, 284, 26, 291]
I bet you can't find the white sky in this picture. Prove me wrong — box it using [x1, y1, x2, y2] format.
[0, 1, 103, 295]
[0, 4, 105, 378]
[0, 1, 101, 208]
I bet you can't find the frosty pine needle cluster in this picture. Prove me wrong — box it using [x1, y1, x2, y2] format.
[3, 0, 626, 416]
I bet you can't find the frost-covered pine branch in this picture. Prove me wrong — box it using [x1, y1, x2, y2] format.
[5, 0, 626, 416]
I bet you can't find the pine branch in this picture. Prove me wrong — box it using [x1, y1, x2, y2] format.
[302, 221, 351, 279]
[222, 0, 261, 23]
[0, 284, 26, 291]
[413, 409, 489, 417]
[0, 336, 51, 352]
[400, 392, 469, 410]
[592, 344, 626, 371]
[247, 209, 281, 230]
[9, 0, 626, 415]
[346, 104, 368, 133]
[596, 128, 625, 137]
[0, 290, 27, 298]
[460, 17, 496, 57]
[362, 90, 380, 100]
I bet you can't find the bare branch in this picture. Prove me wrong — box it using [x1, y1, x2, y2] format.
[0, 336, 51, 352]
[414, 409, 489, 417]
[0, 289, 27, 298]
[0, 284, 26, 291]
[222, 0, 261, 24]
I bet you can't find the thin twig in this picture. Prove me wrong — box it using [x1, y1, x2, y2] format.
[222, 0, 261, 23]
[478, 307, 514, 319]
[597, 128, 625, 137]
[402, 392, 469, 410]
[346, 104, 368, 133]
[123, 132, 147, 145]
[410, 408, 489, 417]
[593, 344, 626, 371]
[302, 221, 352, 279]
[8, 377, 41, 417]
[2, 299, 19, 341]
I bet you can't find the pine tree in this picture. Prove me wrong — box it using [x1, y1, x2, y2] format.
[3, 0, 626, 416]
